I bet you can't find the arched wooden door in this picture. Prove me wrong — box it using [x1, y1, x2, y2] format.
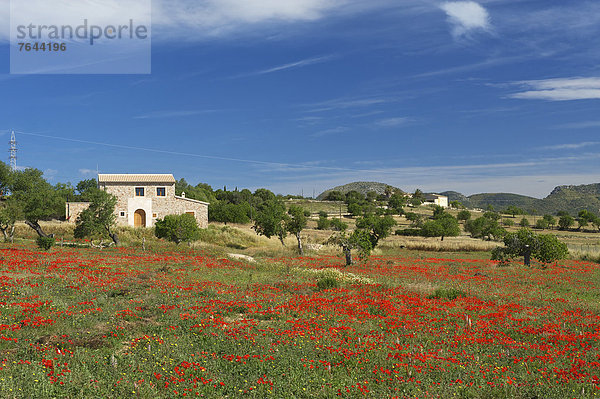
[134, 209, 146, 227]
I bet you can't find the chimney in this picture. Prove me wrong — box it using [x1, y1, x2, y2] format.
[181, 191, 186, 198]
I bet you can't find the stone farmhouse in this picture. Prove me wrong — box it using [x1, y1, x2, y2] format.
[66, 174, 208, 228]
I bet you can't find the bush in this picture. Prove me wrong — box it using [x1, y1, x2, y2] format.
[317, 216, 331, 230]
[329, 218, 348, 232]
[155, 214, 201, 244]
[36, 236, 55, 251]
[317, 277, 340, 290]
[427, 287, 467, 300]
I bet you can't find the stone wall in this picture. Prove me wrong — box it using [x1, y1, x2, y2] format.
[65, 202, 90, 223]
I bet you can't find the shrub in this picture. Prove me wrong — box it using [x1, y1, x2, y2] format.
[427, 287, 467, 301]
[329, 218, 347, 232]
[155, 214, 201, 244]
[317, 277, 340, 290]
[36, 236, 55, 251]
[317, 216, 331, 230]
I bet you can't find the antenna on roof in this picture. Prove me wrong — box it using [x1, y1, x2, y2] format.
[9, 131, 17, 171]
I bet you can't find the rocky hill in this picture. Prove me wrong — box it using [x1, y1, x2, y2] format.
[319, 182, 600, 215]
[443, 183, 600, 215]
[317, 182, 403, 200]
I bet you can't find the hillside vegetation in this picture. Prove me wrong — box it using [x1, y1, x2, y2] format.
[317, 182, 402, 200]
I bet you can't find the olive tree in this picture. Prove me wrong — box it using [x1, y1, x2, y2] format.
[74, 188, 120, 245]
[492, 228, 568, 267]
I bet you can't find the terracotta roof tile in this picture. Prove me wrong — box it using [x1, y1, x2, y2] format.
[98, 174, 176, 183]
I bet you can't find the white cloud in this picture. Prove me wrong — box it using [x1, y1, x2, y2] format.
[556, 121, 600, 129]
[509, 77, 600, 101]
[440, 1, 490, 38]
[539, 142, 600, 151]
[79, 168, 97, 176]
[376, 117, 409, 127]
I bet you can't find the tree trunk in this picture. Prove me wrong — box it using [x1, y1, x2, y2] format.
[343, 245, 352, 266]
[25, 220, 49, 237]
[1, 228, 7, 241]
[440, 235, 445, 241]
[106, 225, 119, 246]
[296, 232, 304, 256]
[278, 234, 286, 247]
[523, 245, 531, 267]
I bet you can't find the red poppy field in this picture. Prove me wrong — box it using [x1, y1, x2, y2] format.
[0, 244, 599, 398]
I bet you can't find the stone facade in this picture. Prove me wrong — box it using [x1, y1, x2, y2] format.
[66, 174, 208, 228]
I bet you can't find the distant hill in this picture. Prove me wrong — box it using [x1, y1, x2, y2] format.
[320, 182, 600, 215]
[443, 183, 600, 215]
[317, 182, 403, 200]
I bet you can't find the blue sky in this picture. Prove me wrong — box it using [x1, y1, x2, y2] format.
[1, 0, 599, 198]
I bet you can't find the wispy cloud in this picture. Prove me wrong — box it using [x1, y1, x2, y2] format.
[133, 110, 218, 119]
[311, 126, 348, 138]
[538, 142, 600, 151]
[229, 55, 335, 78]
[440, 1, 491, 39]
[508, 77, 600, 101]
[555, 120, 600, 129]
[303, 96, 394, 113]
[376, 117, 409, 127]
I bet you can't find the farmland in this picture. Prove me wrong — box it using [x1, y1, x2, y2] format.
[1, 242, 599, 398]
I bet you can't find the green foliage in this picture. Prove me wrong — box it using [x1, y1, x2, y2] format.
[36, 236, 55, 251]
[0, 199, 21, 241]
[355, 214, 396, 249]
[175, 179, 217, 203]
[457, 210, 471, 222]
[427, 287, 467, 301]
[503, 219, 514, 227]
[10, 168, 64, 224]
[492, 228, 568, 266]
[329, 218, 348, 232]
[504, 205, 525, 217]
[543, 214, 556, 228]
[252, 199, 288, 245]
[74, 188, 119, 244]
[317, 216, 331, 230]
[535, 219, 549, 230]
[323, 191, 345, 201]
[317, 277, 339, 290]
[405, 212, 424, 228]
[286, 205, 309, 254]
[327, 230, 373, 265]
[558, 215, 575, 230]
[0, 161, 12, 194]
[465, 217, 506, 241]
[387, 192, 406, 214]
[519, 217, 530, 227]
[76, 179, 98, 199]
[209, 202, 251, 224]
[155, 214, 201, 244]
[420, 213, 460, 241]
